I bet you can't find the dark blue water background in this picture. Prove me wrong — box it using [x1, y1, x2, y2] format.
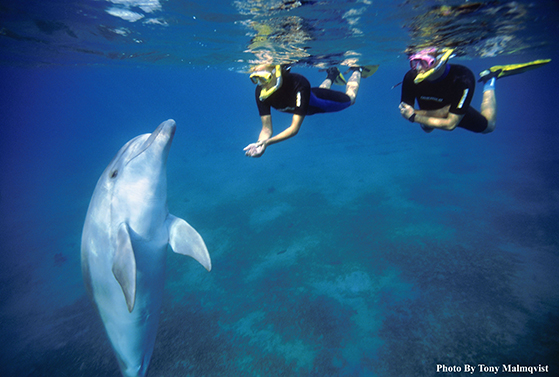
[1, 1, 559, 376]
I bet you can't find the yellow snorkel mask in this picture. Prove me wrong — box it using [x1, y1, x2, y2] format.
[250, 64, 283, 101]
[412, 48, 455, 84]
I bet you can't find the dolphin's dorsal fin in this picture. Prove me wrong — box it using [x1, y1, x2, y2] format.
[112, 222, 137, 312]
[166, 214, 212, 272]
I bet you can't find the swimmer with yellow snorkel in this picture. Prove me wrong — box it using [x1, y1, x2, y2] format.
[244, 63, 377, 157]
[399, 47, 550, 133]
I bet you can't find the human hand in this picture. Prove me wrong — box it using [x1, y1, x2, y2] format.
[399, 102, 415, 120]
[244, 141, 266, 157]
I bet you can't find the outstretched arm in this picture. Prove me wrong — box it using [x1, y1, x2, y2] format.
[245, 114, 304, 157]
[257, 115, 273, 142]
[265, 114, 304, 146]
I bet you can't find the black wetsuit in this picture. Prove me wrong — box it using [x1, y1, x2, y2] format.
[256, 72, 352, 117]
[401, 64, 488, 133]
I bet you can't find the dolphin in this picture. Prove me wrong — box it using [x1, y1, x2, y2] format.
[81, 119, 211, 377]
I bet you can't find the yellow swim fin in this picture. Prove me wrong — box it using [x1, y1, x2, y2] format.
[478, 59, 551, 82]
[343, 65, 380, 79]
[332, 71, 347, 85]
[320, 67, 347, 85]
[360, 65, 379, 78]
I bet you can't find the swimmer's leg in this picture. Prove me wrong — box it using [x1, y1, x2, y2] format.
[319, 77, 332, 89]
[345, 69, 362, 105]
[481, 78, 496, 133]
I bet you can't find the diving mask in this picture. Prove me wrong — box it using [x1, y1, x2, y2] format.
[250, 70, 273, 85]
[250, 65, 283, 101]
[409, 48, 437, 71]
[412, 48, 455, 84]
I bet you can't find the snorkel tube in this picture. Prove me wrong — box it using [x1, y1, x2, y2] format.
[259, 65, 283, 101]
[414, 48, 455, 84]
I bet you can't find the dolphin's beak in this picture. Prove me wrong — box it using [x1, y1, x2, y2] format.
[143, 119, 176, 151]
[128, 119, 176, 163]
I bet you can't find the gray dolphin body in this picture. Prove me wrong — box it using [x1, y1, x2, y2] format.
[81, 119, 211, 377]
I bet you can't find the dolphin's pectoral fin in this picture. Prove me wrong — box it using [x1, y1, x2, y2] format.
[112, 222, 137, 312]
[167, 214, 212, 271]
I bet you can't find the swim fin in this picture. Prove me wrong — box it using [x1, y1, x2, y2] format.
[343, 64, 380, 79]
[320, 67, 347, 85]
[478, 59, 551, 83]
[360, 65, 379, 78]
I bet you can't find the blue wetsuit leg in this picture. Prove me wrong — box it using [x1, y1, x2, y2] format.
[307, 87, 352, 115]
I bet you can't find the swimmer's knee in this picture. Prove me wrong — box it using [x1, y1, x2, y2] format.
[345, 90, 357, 105]
[482, 121, 496, 134]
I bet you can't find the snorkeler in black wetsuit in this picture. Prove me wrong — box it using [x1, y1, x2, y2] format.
[398, 47, 551, 134]
[401, 63, 489, 133]
[244, 64, 376, 157]
[255, 71, 354, 117]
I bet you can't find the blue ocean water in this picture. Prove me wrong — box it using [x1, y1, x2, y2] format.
[1, 1, 559, 376]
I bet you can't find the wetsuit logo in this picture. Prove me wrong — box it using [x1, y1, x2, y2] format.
[419, 96, 443, 102]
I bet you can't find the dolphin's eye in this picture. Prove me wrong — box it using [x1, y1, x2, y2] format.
[110, 170, 118, 178]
